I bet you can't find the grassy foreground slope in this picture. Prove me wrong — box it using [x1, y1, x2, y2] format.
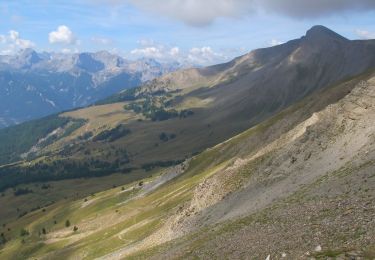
[1, 69, 374, 259]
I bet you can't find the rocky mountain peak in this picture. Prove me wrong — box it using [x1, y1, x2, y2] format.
[304, 25, 348, 42]
[16, 48, 42, 68]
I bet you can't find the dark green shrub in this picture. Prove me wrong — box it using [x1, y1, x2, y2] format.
[20, 228, 30, 237]
[14, 188, 33, 196]
[65, 220, 71, 227]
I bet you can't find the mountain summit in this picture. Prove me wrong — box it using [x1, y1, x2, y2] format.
[305, 25, 348, 42]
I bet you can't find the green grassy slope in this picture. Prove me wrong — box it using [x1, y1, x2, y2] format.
[0, 115, 85, 165]
[1, 70, 374, 259]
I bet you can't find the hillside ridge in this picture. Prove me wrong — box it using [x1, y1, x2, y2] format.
[1, 68, 374, 259]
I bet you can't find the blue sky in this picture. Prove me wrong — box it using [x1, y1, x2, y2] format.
[0, 0, 375, 65]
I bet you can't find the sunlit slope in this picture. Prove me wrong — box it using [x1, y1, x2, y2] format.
[1, 69, 375, 259]
[0, 26, 375, 243]
[2, 26, 375, 194]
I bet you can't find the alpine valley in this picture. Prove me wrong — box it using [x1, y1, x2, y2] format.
[0, 26, 375, 259]
[0, 49, 181, 128]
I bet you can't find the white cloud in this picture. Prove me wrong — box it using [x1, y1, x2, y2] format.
[131, 46, 164, 59]
[9, 30, 19, 41]
[129, 42, 227, 66]
[0, 30, 35, 54]
[169, 47, 180, 57]
[269, 39, 284, 46]
[187, 46, 227, 65]
[355, 29, 375, 40]
[101, 0, 375, 27]
[258, 0, 375, 19]
[49, 25, 77, 45]
[8, 30, 35, 48]
[129, 0, 252, 27]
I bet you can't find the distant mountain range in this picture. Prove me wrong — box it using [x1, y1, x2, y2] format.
[0, 49, 183, 128]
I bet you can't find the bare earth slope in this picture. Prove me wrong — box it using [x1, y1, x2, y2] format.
[1, 67, 374, 260]
[100, 69, 375, 260]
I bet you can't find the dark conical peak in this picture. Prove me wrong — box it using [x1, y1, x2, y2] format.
[305, 25, 348, 42]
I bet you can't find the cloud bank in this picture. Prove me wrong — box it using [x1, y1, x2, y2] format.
[259, 0, 375, 18]
[119, 0, 375, 26]
[0, 30, 35, 54]
[129, 41, 228, 66]
[129, 0, 252, 27]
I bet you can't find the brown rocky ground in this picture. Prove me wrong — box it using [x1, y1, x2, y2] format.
[143, 158, 375, 259]
[123, 73, 375, 259]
